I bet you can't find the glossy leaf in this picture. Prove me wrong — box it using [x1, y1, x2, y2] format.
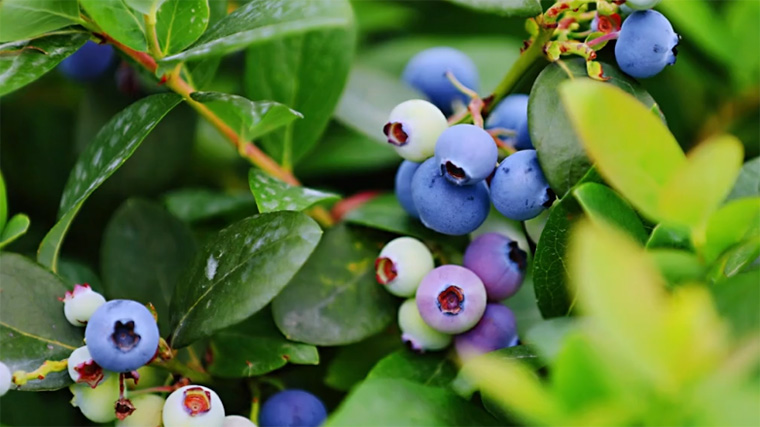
[710, 236, 760, 281]
[367, 350, 458, 387]
[0, 33, 89, 98]
[530, 60, 661, 196]
[156, 0, 210, 55]
[272, 224, 395, 346]
[170, 211, 322, 348]
[124, 0, 165, 15]
[711, 270, 760, 338]
[80, 0, 148, 52]
[101, 199, 196, 335]
[648, 249, 705, 287]
[325, 333, 402, 391]
[559, 79, 686, 221]
[573, 183, 647, 244]
[704, 197, 760, 264]
[727, 157, 760, 201]
[163, 188, 257, 223]
[0, 0, 81, 42]
[343, 193, 450, 242]
[0, 214, 30, 249]
[0, 253, 82, 391]
[445, 0, 541, 17]
[646, 223, 693, 251]
[248, 169, 338, 213]
[37, 94, 182, 272]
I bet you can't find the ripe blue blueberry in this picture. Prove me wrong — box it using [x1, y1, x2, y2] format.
[67, 346, 105, 388]
[259, 390, 327, 427]
[59, 41, 115, 82]
[416, 265, 487, 334]
[375, 237, 434, 297]
[463, 233, 527, 301]
[625, 0, 661, 10]
[411, 158, 490, 235]
[489, 150, 555, 221]
[435, 124, 497, 185]
[62, 283, 106, 327]
[116, 394, 165, 427]
[0, 361, 11, 396]
[395, 160, 421, 218]
[402, 47, 479, 116]
[485, 94, 533, 150]
[398, 299, 452, 352]
[84, 300, 160, 373]
[454, 304, 518, 362]
[163, 385, 225, 427]
[384, 100, 448, 162]
[69, 372, 121, 423]
[614, 10, 679, 79]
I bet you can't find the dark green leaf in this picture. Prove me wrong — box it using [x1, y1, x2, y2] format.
[648, 249, 705, 287]
[163, 188, 258, 223]
[573, 183, 647, 245]
[272, 224, 395, 346]
[0, 214, 30, 249]
[80, 0, 147, 51]
[0, 253, 82, 391]
[57, 259, 103, 293]
[170, 211, 322, 348]
[37, 93, 182, 272]
[0, 171, 6, 233]
[248, 169, 338, 214]
[0, 0, 81, 42]
[727, 157, 760, 201]
[208, 308, 318, 378]
[101, 199, 196, 336]
[711, 269, 760, 338]
[0, 32, 89, 98]
[367, 350, 457, 387]
[327, 378, 500, 426]
[645, 223, 693, 251]
[445, 0, 541, 17]
[156, 0, 210, 55]
[325, 332, 402, 391]
[531, 59, 661, 196]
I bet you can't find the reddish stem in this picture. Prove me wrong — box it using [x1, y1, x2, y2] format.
[587, 31, 620, 48]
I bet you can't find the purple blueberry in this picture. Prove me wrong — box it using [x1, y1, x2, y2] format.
[259, 390, 327, 427]
[485, 94, 533, 150]
[395, 160, 421, 218]
[411, 158, 490, 235]
[489, 150, 555, 221]
[59, 41, 115, 82]
[454, 304, 518, 362]
[463, 233, 527, 300]
[614, 10, 679, 79]
[435, 124, 498, 186]
[416, 265, 487, 334]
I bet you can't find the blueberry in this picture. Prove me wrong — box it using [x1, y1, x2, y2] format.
[85, 300, 160, 373]
[416, 265, 487, 334]
[435, 124, 497, 185]
[116, 394, 165, 427]
[395, 160, 421, 218]
[463, 233, 527, 301]
[67, 346, 105, 388]
[411, 158, 490, 235]
[59, 41, 115, 82]
[485, 94, 533, 150]
[398, 299, 452, 352]
[402, 47, 479, 116]
[376, 237, 434, 297]
[625, 0, 661, 10]
[224, 415, 258, 427]
[62, 283, 106, 327]
[489, 150, 555, 221]
[0, 361, 11, 396]
[384, 100, 448, 162]
[614, 10, 679, 79]
[259, 390, 327, 427]
[163, 385, 225, 427]
[454, 304, 518, 362]
[69, 372, 121, 423]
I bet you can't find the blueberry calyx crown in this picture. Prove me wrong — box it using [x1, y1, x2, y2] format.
[383, 122, 409, 146]
[437, 285, 465, 315]
[375, 257, 398, 284]
[183, 387, 212, 416]
[111, 320, 141, 352]
[74, 359, 105, 388]
[115, 397, 136, 421]
[507, 241, 528, 271]
[443, 161, 467, 182]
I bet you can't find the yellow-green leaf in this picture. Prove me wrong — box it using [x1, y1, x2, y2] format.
[704, 197, 760, 264]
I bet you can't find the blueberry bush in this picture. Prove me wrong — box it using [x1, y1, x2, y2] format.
[1, 0, 758, 425]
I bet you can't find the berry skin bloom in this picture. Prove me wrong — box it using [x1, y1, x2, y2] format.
[454, 303, 519, 362]
[395, 160, 421, 218]
[258, 389, 327, 427]
[384, 100, 448, 162]
[416, 265, 487, 334]
[489, 150, 555, 221]
[62, 283, 106, 327]
[398, 299, 452, 352]
[614, 10, 679, 79]
[485, 94, 533, 150]
[163, 385, 226, 427]
[463, 232, 528, 301]
[375, 236, 435, 297]
[435, 124, 498, 186]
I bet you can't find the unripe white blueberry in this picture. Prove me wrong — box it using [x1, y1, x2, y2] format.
[384, 100, 448, 162]
[70, 372, 121, 423]
[67, 346, 105, 388]
[375, 237, 435, 297]
[0, 361, 12, 396]
[62, 284, 106, 326]
[116, 394, 165, 427]
[224, 415, 258, 427]
[625, 0, 661, 10]
[163, 385, 225, 427]
[398, 299, 452, 352]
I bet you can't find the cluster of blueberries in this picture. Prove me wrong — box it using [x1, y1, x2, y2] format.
[376, 234, 526, 359]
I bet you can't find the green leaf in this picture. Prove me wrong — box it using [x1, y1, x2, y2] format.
[727, 157, 760, 201]
[327, 378, 500, 426]
[530, 60, 662, 196]
[573, 183, 647, 245]
[0, 253, 82, 391]
[659, 134, 744, 228]
[445, 0, 541, 17]
[367, 350, 458, 387]
[243, 1, 355, 167]
[248, 169, 338, 214]
[658, 0, 733, 68]
[711, 270, 760, 338]
[648, 249, 705, 287]
[0, 32, 89, 98]
[524, 318, 578, 364]
[156, 0, 209, 55]
[325, 333, 402, 391]
[710, 236, 760, 281]
[163, 188, 257, 223]
[80, 0, 148, 52]
[0, 0, 81, 42]
[190, 91, 303, 142]
[101, 199, 196, 336]
[0, 214, 30, 249]
[272, 224, 396, 346]
[207, 308, 318, 378]
[37, 94, 182, 272]
[504, 274, 544, 337]
[559, 79, 686, 221]
[704, 197, 760, 264]
[646, 223, 693, 251]
[335, 66, 421, 143]
[550, 333, 616, 412]
[0, 171, 6, 233]
[170, 211, 322, 348]
[124, 0, 165, 15]
[57, 259, 103, 293]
